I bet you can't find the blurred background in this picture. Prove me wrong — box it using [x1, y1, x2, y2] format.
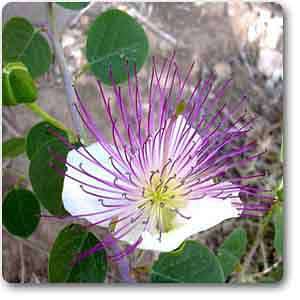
[2, 1, 283, 283]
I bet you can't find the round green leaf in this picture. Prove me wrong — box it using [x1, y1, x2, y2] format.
[57, 2, 89, 10]
[3, 62, 38, 106]
[29, 140, 68, 216]
[217, 227, 247, 279]
[3, 137, 26, 159]
[26, 122, 67, 160]
[3, 17, 52, 78]
[151, 240, 225, 283]
[2, 189, 40, 238]
[49, 224, 107, 282]
[86, 9, 149, 85]
[273, 205, 283, 257]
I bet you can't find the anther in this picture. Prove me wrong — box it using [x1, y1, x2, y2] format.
[79, 162, 86, 173]
[173, 209, 191, 220]
[149, 170, 157, 183]
[161, 159, 172, 176]
[159, 202, 165, 208]
[114, 177, 118, 185]
[158, 230, 162, 242]
[126, 172, 134, 184]
[165, 174, 177, 185]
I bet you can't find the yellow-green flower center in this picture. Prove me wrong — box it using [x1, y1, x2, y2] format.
[144, 172, 187, 233]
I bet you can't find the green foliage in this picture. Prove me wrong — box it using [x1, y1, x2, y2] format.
[151, 240, 225, 283]
[26, 122, 67, 160]
[29, 140, 68, 216]
[3, 62, 38, 106]
[57, 2, 89, 10]
[3, 17, 52, 78]
[48, 224, 107, 282]
[258, 262, 283, 283]
[2, 137, 26, 159]
[273, 205, 283, 257]
[276, 179, 284, 202]
[2, 189, 40, 238]
[217, 227, 248, 279]
[86, 9, 149, 85]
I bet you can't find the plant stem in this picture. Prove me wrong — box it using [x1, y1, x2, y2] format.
[110, 242, 136, 283]
[26, 102, 76, 143]
[19, 242, 26, 283]
[253, 258, 282, 279]
[47, 3, 86, 142]
[239, 206, 275, 282]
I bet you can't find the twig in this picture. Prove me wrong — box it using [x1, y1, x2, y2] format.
[260, 240, 269, 270]
[69, 1, 96, 28]
[47, 3, 86, 141]
[2, 113, 22, 137]
[253, 258, 282, 279]
[31, 273, 41, 284]
[127, 6, 177, 47]
[239, 200, 276, 282]
[19, 242, 26, 283]
[20, 238, 49, 256]
[239, 45, 256, 80]
[239, 220, 264, 282]
[3, 160, 11, 169]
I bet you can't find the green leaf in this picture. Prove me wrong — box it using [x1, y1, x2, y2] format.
[48, 224, 107, 282]
[3, 17, 52, 78]
[276, 178, 284, 202]
[29, 140, 68, 216]
[2, 137, 26, 159]
[151, 240, 225, 283]
[3, 62, 38, 106]
[86, 9, 149, 85]
[26, 122, 67, 160]
[57, 2, 89, 10]
[217, 227, 248, 279]
[2, 189, 40, 238]
[273, 205, 283, 257]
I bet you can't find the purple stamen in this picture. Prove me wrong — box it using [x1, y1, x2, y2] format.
[53, 53, 271, 264]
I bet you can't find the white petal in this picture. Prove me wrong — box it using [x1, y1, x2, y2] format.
[167, 115, 201, 176]
[62, 143, 123, 227]
[137, 183, 241, 252]
[170, 115, 199, 150]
